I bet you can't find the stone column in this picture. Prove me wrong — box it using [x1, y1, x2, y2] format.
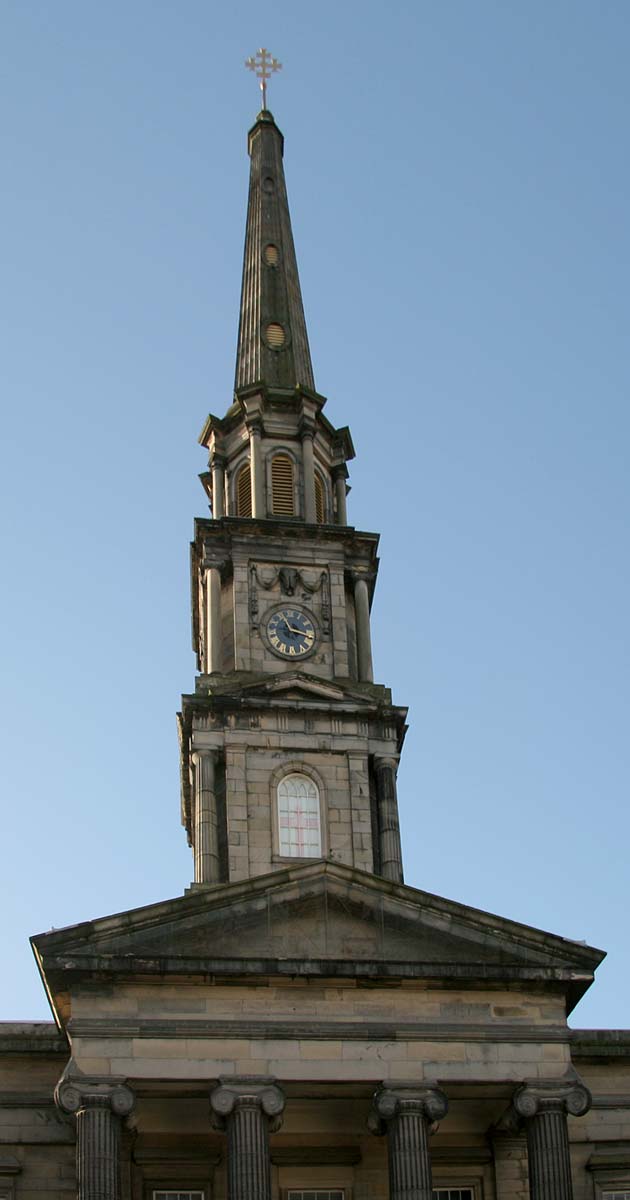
[249, 422, 265, 517]
[204, 563, 223, 673]
[211, 453, 226, 519]
[374, 756, 404, 883]
[191, 749, 220, 884]
[369, 1084, 448, 1200]
[55, 1078, 135, 1200]
[210, 1077, 285, 1200]
[301, 424, 316, 523]
[354, 573, 374, 682]
[332, 465, 348, 526]
[513, 1082, 591, 1200]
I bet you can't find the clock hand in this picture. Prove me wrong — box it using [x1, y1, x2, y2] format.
[285, 621, 313, 638]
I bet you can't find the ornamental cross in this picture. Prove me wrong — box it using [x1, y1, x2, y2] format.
[245, 47, 282, 110]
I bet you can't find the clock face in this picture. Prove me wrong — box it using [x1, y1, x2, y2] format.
[266, 606, 317, 659]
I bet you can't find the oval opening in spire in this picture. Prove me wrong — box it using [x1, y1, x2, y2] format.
[266, 322, 286, 349]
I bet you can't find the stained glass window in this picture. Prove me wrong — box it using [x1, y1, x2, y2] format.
[278, 773, 321, 857]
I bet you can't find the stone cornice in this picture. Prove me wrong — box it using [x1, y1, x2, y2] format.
[194, 513, 380, 555]
[570, 1029, 630, 1057]
[65, 1017, 574, 1044]
[0, 1024, 66, 1055]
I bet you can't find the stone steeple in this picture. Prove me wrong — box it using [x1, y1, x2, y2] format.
[182, 109, 407, 891]
[235, 110, 315, 393]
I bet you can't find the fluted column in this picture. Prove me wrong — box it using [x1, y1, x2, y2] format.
[204, 562, 223, 673]
[369, 1084, 447, 1200]
[374, 756, 404, 883]
[211, 453, 226, 519]
[210, 1077, 285, 1200]
[55, 1079, 134, 1200]
[513, 1082, 591, 1200]
[354, 573, 374, 682]
[191, 749, 220, 884]
[301, 424, 316, 523]
[249, 422, 265, 517]
[332, 465, 348, 526]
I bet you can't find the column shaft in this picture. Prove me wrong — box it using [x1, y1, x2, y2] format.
[76, 1099, 121, 1200]
[193, 750, 220, 884]
[388, 1107, 433, 1200]
[302, 432, 316, 523]
[250, 427, 265, 517]
[369, 1087, 447, 1200]
[374, 758, 404, 883]
[211, 460, 225, 518]
[210, 1079, 284, 1200]
[513, 1081, 591, 1200]
[526, 1110, 573, 1200]
[334, 470, 348, 525]
[205, 566, 223, 673]
[354, 576, 374, 682]
[227, 1101, 272, 1200]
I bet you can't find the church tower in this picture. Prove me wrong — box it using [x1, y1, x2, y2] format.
[24, 91, 613, 1200]
[178, 107, 407, 889]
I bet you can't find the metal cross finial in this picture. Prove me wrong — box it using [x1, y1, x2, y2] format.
[245, 47, 282, 110]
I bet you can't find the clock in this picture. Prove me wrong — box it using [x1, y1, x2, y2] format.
[265, 606, 317, 659]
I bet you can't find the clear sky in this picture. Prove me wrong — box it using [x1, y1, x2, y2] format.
[1, 1, 629, 1027]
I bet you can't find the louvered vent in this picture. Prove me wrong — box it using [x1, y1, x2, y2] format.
[266, 322, 286, 348]
[271, 454, 295, 515]
[236, 462, 252, 517]
[314, 473, 325, 524]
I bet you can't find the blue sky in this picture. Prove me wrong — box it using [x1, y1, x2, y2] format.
[1, 1, 629, 1027]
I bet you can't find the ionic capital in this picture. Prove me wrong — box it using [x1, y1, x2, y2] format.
[331, 462, 349, 481]
[55, 1077, 135, 1119]
[202, 555, 230, 576]
[246, 415, 264, 438]
[190, 747, 217, 767]
[374, 755, 399, 775]
[368, 1084, 448, 1135]
[210, 1076, 285, 1133]
[513, 1080, 591, 1121]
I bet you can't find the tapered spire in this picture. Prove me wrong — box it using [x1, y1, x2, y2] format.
[235, 110, 315, 392]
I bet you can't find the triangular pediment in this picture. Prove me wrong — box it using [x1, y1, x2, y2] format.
[32, 862, 604, 1020]
[241, 674, 368, 704]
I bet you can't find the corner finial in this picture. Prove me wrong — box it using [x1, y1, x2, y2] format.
[245, 47, 282, 111]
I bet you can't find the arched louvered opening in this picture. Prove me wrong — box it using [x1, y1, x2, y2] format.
[235, 462, 252, 517]
[271, 453, 295, 516]
[314, 472, 325, 524]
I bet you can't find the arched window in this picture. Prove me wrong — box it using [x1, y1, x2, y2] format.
[271, 453, 295, 515]
[314, 472, 325, 524]
[235, 462, 252, 517]
[277, 773, 321, 857]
